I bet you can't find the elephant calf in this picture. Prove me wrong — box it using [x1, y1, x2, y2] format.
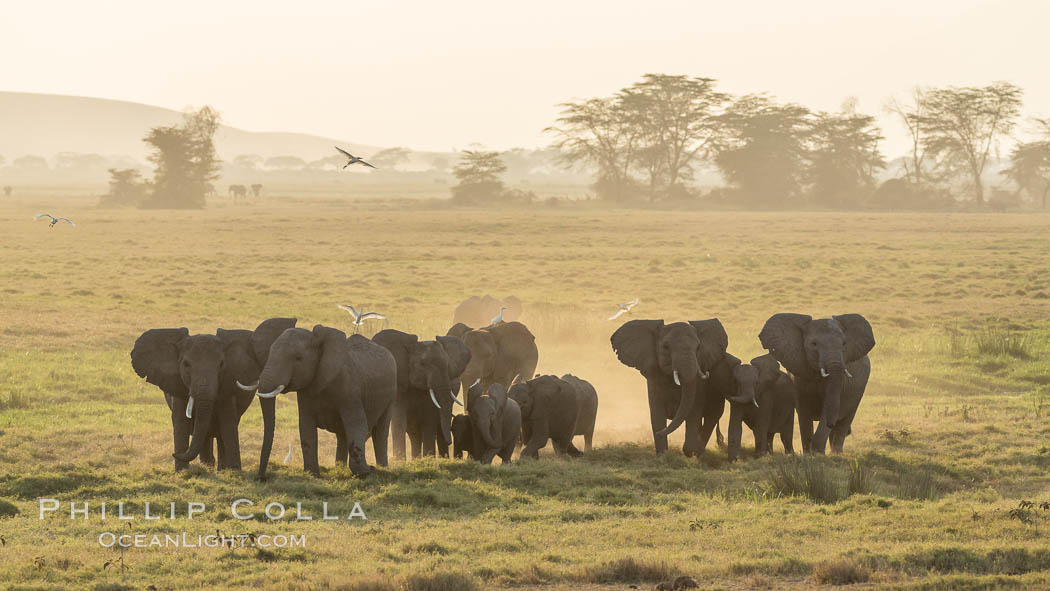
[509, 375, 583, 459]
[724, 354, 796, 462]
[560, 374, 598, 452]
[462, 381, 521, 464]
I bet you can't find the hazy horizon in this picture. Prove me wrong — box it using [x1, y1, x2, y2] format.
[5, 0, 1048, 154]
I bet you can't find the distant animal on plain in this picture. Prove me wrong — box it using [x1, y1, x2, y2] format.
[250, 183, 263, 198]
[608, 297, 640, 320]
[228, 185, 248, 200]
[2, 186, 11, 197]
[452, 295, 522, 328]
[335, 146, 377, 169]
[34, 213, 75, 228]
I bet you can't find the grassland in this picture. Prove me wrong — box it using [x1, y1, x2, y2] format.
[0, 194, 1048, 590]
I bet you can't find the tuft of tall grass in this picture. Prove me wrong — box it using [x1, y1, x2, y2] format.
[847, 459, 875, 496]
[972, 328, 1033, 359]
[812, 558, 871, 585]
[580, 557, 678, 583]
[896, 468, 940, 500]
[764, 456, 844, 504]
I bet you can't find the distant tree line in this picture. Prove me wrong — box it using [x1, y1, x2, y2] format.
[545, 75, 1047, 210]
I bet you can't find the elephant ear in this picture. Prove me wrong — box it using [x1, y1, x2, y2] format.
[750, 353, 782, 381]
[437, 335, 471, 379]
[689, 318, 729, 369]
[834, 314, 875, 363]
[759, 313, 812, 378]
[446, 322, 473, 339]
[216, 329, 260, 391]
[252, 317, 297, 367]
[610, 319, 663, 376]
[722, 352, 742, 370]
[131, 328, 189, 396]
[312, 325, 348, 392]
[372, 329, 419, 392]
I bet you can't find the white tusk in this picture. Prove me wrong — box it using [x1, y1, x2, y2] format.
[699, 370, 710, 380]
[451, 391, 464, 406]
[845, 369, 853, 378]
[820, 368, 830, 378]
[236, 380, 258, 392]
[470, 378, 480, 388]
[257, 385, 285, 398]
[429, 389, 441, 409]
[673, 370, 681, 386]
[753, 399, 760, 408]
[186, 396, 195, 419]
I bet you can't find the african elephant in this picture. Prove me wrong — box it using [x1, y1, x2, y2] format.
[228, 184, 247, 200]
[130, 320, 291, 471]
[446, 321, 538, 405]
[759, 314, 874, 454]
[371, 329, 471, 459]
[250, 183, 263, 198]
[723, 353, 796, 462]
[560, 374, 598, 452]
[246, 320, 397, 478]
[452, 295, 523, 328]
[610, 319, 729, 458]
[508, 375, 583, 459]
[463, 381, 522, 464]
[451, 414, 474, 459]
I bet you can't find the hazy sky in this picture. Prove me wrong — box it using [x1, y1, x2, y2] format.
[4, 0, 1047, 154]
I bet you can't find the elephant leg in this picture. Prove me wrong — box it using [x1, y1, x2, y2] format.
[420, 415, 437, 457]
[781, 423, 795, 454]
[755, 409, 772, 456]
[584, 431, 592, 453]
[372, 405, 391, 468]
[647, 380, 669, 454]
[170, 398, 191, 472]
[218, 398, 241, 470]
[479, 448, 498, 465]
[798, 411, 814, 454]
[297, 400, 321, 477]
[407, 419, 423, 459]
[498, 441, 514, 464]
[811, 419, 831, 455]
[830, 414, 856, 453]
[338, 402, 375, 477]
[335, 433, 348, 467]
[390, 401, 407, 460]
[521, 418, 549, 459]
[696, 417, 718, 462]
[199, 433, 216, 466]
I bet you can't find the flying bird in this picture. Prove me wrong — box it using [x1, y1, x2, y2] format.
[490, 306, 506, 325]
[337, 304, 387, 327]
[34, 213, 76, 228]
[335, 146, 377, 169]
[608, 298, 640, 320]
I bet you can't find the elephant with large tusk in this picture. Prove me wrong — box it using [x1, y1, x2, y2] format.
[251, 320, 397, 479]
[130, 318, 295, 472]
[372, 329, 471, 459]
[611, 318, 729, 459]
[759, 313, 874, 454]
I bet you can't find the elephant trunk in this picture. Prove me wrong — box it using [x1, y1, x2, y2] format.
[174, 390, 214, 463]
[729, 383, 756, 406]
[477, 412, 501, 449]
[257, 396, 276, 479]
[820, 357, 846, 430]
[657, 371, 696, 437]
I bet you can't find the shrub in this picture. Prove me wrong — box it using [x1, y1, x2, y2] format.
[813, 558, 871, 585]
[764, 456, 844, 504]
[0, 499, 18, 518]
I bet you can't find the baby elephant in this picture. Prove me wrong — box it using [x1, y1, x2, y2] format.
[509, 375, 584, 459]
[458, 381, 522, 464]
[560, 374, 598, 452]
[725, 354, 796, 462]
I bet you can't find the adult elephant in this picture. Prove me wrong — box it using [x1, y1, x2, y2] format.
[452, 295, 523, 328]
[759, 313, 874, 454]
[130, 318, 293, 471]
[446, 321, 538, 404]
[463, 381, 521, 464]
[610, 319, 729, 457]
[371, 329, 471, 459]
[560, 374, 598, 452]
[723, 353, 797, 462]
[245, 320, 397, 478]
[509, 375, 582, 459]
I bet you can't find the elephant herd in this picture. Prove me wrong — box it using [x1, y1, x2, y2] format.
[130, 309, 874, 480]
[611, 313, 875, 462]
[131, 316, 599, 479]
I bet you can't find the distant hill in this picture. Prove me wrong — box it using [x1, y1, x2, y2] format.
[0, 91, 381, 162]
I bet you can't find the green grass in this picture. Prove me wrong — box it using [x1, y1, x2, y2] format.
[0, 195, 1049, 589]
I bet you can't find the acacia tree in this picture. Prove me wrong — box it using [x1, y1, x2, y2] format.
[1002, 118, 1050, 209]
[370, 147, 411, 170]
[450, 150, 508, 204]
[142, 106, 221, 209]
[545, 96, 641, 202]
[807, 112, 885, 207]
[100, 168, 148, 207]
[713, 94, 812, 207]
[884, 87, 932, 185]
[620, 74, 727, 199]
[917, 82, 1023, 206]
